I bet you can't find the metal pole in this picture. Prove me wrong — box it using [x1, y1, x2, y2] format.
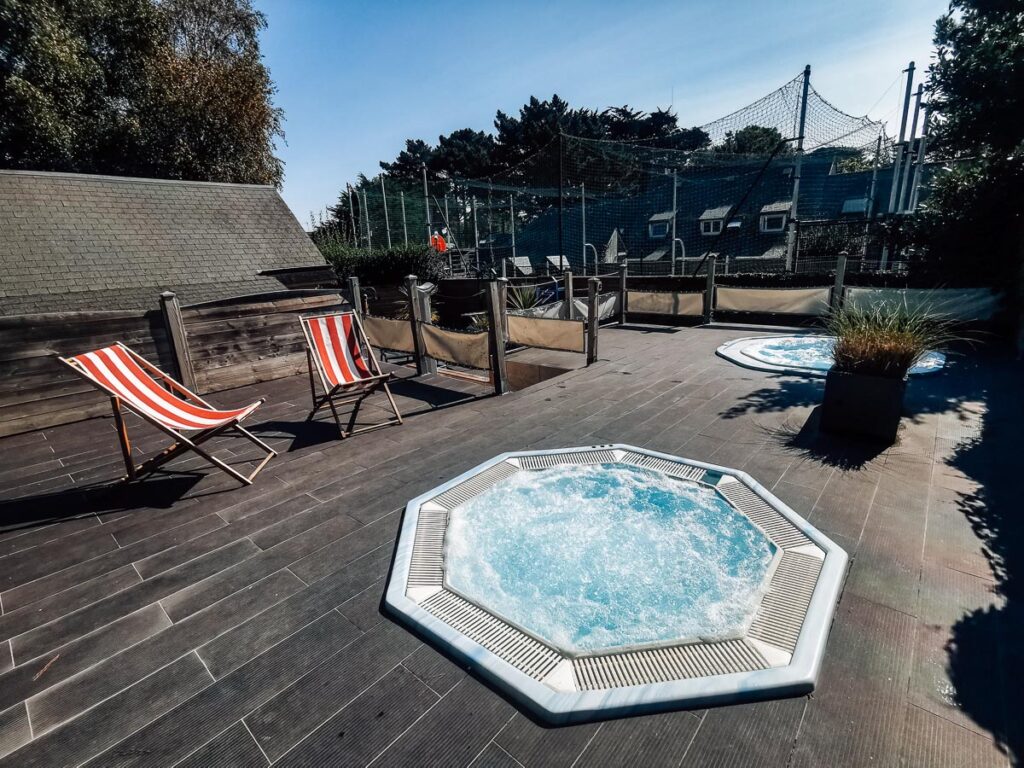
[618, 262, 628, 325]
[702, 254, 717, 324]
[564, 270, 574, 320]
[471, 196, 480, 270]
[898, 84, 923, 213]
[362, 190, 372, 250]
[380, 176, 392, 248]
[887, 61, 916, 215]
[347, 183, 358, 247]
[485, 279, 509, 395]
[347, 276, 363, 317]
[508, 193, 515, 278]
[586, 277, 600, 365]
[404, 274, 426, 376]
[831, 252, 847, 313]
[558, 132, 565, 271]
[400, 191, 408, 246]
[908, 104, 930, 211]
[422, 164, 431, 245]
[863, 134, 882, 264]
[785, 65, 811, 272]
[487, 181, 494, 271]
[581, 183, 587, 275]
[670, 170, 678, 276]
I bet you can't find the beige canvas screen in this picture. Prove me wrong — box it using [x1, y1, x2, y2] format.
[362, 316, 416, 353]
[843, 287, 1001, 321]
[421, 324, 491, 369]
[715, 286, 829, 316]
[627, 291, 703, 316]
[507, 315, 585, 353]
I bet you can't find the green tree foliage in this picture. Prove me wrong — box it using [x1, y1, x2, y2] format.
[0, 0, 283, 185]
[912, 0, 1024, 286]
[714, 125, 788, 155]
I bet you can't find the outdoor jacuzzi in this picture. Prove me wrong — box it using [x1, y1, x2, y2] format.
[717, 334, 945, 377]
[385, 446, 848, 723]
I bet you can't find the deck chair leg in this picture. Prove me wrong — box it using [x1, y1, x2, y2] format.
[190, 443, 257, 486]
[109, 397, 137, 480]
[381, 381, 404, 425]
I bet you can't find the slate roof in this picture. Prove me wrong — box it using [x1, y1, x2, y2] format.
[0, 170, 326, 315]
[699, 205, 732, 220]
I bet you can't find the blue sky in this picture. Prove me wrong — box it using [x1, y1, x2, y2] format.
[256, 0, 947, 224]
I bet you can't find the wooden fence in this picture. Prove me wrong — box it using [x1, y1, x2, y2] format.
[0, 311, 173, 437]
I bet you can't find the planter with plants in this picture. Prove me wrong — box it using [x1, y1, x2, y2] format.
[820, 303, 951, 444]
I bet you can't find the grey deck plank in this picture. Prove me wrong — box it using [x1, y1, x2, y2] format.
[0, 704, 31, 761]
[678, 698, 805, 767]
[575, 711, 702, 768]
[494, 714, 598, 767]
[245, 620, 421, 761]
[174, 722, 269, 768]
[27, 569, 303, 734]
[367, 676, 515, 768]
[0, 653, 211, 768]
[85, 611, 352, 767]
[273, 666, 438, 767]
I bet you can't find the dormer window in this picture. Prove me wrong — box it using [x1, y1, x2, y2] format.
[759, 201, 791, 234]
[698, 205, 731, 236]
[701, 219, 723, 236]
[647, 212, 674, 239]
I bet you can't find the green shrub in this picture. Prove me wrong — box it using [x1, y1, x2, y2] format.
[826, 302, 955, 379]
[313, 232, 446, 288]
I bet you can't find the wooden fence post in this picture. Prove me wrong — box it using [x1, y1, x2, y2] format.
[702, 254, 717, 325]
[619, 262, 628, 325]
[159, 291, 197, 391]
[415, 283, 438, 374]
[404, 275, 428, 376]
[486, 279, 509, 395]
[831, 251, 848, 314]
[587, 277, 600, 365]
[347, 276, 363, 317]
[563, 270, 574, 319]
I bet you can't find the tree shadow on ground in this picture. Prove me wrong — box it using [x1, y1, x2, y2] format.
[943, 353, 1024, 763]
[0, 473, 202, 535]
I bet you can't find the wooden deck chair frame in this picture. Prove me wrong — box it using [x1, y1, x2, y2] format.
[59, 343, 276, 486]
[299, 311, 403, 438]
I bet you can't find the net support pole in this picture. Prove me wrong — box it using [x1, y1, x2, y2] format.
[485, 279, 509, 395]
[586, 277, 600, 365]
[888, 62, 916, 217]
[558, 132, 565, 272]
[785, 64, 811, 272]
[422, 165, 431, 245]
[670, 170, 678, 276]
[380, 176, 392, 248]
[400, 191, 408, 246]
[507, 193, 515, 278]
[898, 84, 923, 213]
[831, 252, 847, 313]
[471, 196, 480, 270]
[882, 61, 916, 271]
[581, 182, 587, 275]
[702, 254, 717, 324]
[347, 184, 358, 246]
[863, 134, 883, 266]
[362, 190, 372, 250]
[618, 263, 628, 325]
[908, 103, 930, 212]
[487, 181, 495, 272]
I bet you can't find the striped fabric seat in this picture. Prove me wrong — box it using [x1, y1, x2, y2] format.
[303, 313, 375, 387]
[70, 345, 261, 432]
[299, 310, 402, 439]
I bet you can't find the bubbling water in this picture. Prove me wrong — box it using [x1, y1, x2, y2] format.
[444, 463, 776, 654]
[741, 335, 945, 375]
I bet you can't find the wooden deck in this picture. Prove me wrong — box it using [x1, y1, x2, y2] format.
[0, 325, 1019, 767]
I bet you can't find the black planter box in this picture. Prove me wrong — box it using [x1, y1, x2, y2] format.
[820, 369, 907, 444]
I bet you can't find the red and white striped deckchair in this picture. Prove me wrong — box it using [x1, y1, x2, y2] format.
[299, 311, 402, 438]
[60, 343, 276, 486]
